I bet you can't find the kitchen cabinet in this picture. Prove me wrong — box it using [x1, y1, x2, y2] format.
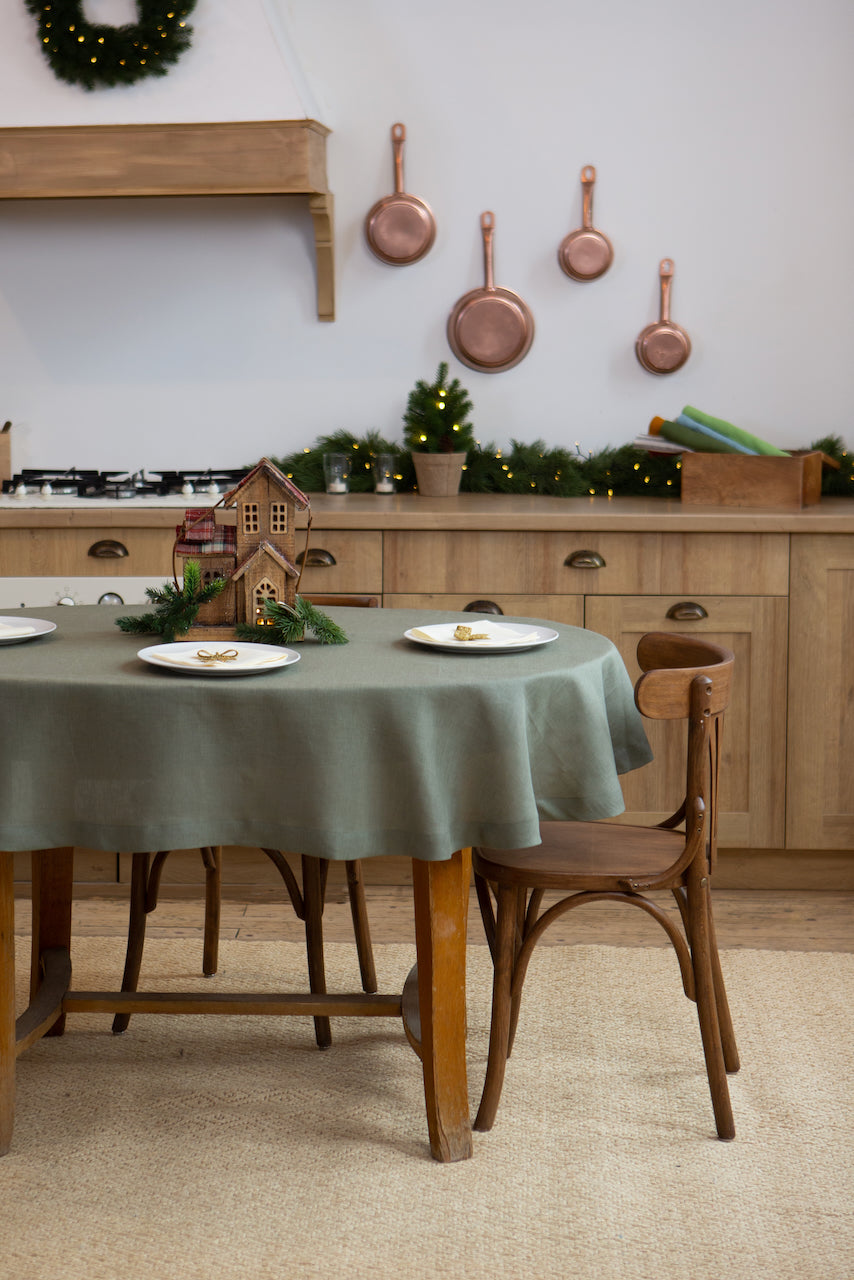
[383, 529, 790, 851]
[786, 534, 854, 849]
[3, 495, 853, 887]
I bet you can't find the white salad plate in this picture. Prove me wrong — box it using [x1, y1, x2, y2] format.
[404, 621, 559, 653]
[0, 617, 57, 645]
[137, 641, 300, 675]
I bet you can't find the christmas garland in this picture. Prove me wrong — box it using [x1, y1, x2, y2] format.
[25, 0, 196, 91]
[270, 432, 854, 500]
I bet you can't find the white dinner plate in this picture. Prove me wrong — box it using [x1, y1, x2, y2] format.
[404, 621, 559, 653]
[137, 641, 301, 675]
[0, 616, 57, 645]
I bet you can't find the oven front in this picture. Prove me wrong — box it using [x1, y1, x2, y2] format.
[0, 577, 161, 609]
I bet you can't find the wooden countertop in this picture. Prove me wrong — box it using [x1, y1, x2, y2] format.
[2, 494, 853, 533]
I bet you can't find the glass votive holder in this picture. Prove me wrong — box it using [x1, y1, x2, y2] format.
[323, 452, 351, 494]
[372, 453, 397, 494]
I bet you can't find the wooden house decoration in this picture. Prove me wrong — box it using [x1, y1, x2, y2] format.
[174, 457, 310, 639]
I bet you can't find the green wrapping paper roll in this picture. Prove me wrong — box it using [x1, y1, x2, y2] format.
[682, 406, 788, 456]
[656, 419, 746, 454]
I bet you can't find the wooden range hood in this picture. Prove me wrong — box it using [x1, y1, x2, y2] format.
[0, 119, 335, 320]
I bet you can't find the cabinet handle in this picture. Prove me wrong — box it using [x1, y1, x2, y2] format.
[564, 550, 605, 570]
[666, 601, 708, 621]
[296, 549, 337, 568]
[88, 539, 128, 559]
[463, 599, 504, 615]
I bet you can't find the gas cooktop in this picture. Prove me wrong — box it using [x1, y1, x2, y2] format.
[1, 468, 252, 501]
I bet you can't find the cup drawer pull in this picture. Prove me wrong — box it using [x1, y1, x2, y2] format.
[296, 549, 337, 568]
[463, 599, 504, 615]
[666, 601, 708, 621]
[564, 550, 605, 570]
[88, 539, 129, 559]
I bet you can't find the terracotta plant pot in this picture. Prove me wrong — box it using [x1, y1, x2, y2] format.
[412, 452, 466, 496]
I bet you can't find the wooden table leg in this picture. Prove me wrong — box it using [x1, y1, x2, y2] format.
[412, 848, 473, 1163]
[30, 849, 73, 1037]
[0, 853, 14, 1154]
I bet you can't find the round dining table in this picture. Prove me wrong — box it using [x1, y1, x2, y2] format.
[0, 603, 652, 1162]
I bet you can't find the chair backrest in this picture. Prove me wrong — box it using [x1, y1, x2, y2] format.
[634, 632, 735, 875]
[303, 595, 379, 608]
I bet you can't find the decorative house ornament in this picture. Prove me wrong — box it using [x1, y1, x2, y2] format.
[174, 458, 310, 640]
[24, 0, 196, 91]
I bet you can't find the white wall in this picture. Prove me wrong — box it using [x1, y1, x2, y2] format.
[0, 0, 852, 472]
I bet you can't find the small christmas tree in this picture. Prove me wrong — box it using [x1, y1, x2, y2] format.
[402, 362, 475, 454]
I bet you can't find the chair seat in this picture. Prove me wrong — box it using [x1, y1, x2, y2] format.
[474, 820, 687, 891]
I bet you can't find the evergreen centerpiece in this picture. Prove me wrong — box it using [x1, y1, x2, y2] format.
[403, 361, 474, 495]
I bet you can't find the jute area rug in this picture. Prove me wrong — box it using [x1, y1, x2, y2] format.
[2, 937, 852, 1280]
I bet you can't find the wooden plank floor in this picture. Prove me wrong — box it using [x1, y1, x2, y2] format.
[12, 885, 854, 951]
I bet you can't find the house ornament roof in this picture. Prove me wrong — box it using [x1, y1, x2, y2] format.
[231, 540, 299, 583]
[222, 457, 310, 511]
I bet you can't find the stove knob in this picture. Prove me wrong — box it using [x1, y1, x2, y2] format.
[206, 482, 220, 496]
[181, 481, 195, 496]
[14, 483, 28, 498]
[57, 596, 76, 606]
[98, 592, 125, 606]
[40, 482, 53, 497]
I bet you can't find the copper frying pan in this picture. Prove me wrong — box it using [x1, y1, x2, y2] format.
[447, 211, 534, 373]
[364, 123, 436, 265]
[558, 165, 613, 281]
[635, 259, 692, 374]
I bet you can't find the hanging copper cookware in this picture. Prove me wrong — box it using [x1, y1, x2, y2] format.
[635, 259, 692, 374]
[447, 211, 534, 373]
[558, 165, 613, 281]
[364, 123, 436, 265]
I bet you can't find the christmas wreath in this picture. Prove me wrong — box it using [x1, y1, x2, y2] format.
[25, 1, 196, 91]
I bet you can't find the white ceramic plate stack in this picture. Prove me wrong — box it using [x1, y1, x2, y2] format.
[0, 617, 57, 645]
[404, 620, 559, 653]
[137, 642, 301, 675]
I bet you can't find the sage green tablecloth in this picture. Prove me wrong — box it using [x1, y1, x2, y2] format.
[0, 606, 651, 861]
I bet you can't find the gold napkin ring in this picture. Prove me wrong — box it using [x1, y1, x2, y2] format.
[196, 648, 239, 664]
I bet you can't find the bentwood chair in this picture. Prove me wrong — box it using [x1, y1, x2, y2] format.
[112, 595, 379, 1049]
[472, 632, 740, 1139]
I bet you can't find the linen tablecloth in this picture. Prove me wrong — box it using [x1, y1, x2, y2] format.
[0, 606, 651, 860]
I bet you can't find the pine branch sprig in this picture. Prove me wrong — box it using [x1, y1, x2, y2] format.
[235, 596, 348, 646]
[115, 560, 227, 642]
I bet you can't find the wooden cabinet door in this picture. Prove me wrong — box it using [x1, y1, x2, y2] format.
[586, 595, 788, 848]
[383, 593, 584, 626]
[787, 535, 854, 848]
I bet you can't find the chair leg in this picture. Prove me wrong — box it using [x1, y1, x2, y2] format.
[344, 860, 377, 993]
[302, 856, 332, 1049]
[475, 882, 519, 1132]
[687, 869, 735, 1139]
[112, 852, 151, 1034]
[200, 846, 221, 977]
[707, 898, 739, 1074]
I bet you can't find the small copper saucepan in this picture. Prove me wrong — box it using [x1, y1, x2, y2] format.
[447, 211, 534, 373]
[364, 123, 436, 265]
[635, 258, 692, 374]
[558, 165, 613, 281]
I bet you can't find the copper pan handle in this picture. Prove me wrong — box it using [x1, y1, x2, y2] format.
[391, 122, 406, 194]
[581, 166, 596, 230]
[481, 211, 496, 292]
[659, 259, 674, 324]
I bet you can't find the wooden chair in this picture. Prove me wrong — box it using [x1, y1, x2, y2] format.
[112, 595, 379, 1049]
[472, 632, 740, 1139]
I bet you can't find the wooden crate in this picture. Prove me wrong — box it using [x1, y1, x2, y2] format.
[680, 451, 823, 509]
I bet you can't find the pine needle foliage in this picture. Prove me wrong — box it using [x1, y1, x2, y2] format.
[115, 560, 226, 642]
[235, 597, 348, 646]
[403, 362, 475, 454]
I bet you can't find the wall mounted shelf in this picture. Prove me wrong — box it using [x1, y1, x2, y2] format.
[0, 119, 335, 320]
